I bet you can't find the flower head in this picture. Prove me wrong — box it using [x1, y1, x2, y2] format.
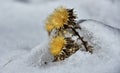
[50, 36, 66, 56]
[53, 7, 69, 24]
[45, 7, 69, 32]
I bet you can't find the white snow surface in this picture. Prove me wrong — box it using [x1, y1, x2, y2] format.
[0, 0, 120, 73]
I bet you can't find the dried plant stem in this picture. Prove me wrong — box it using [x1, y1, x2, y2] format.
[70, 27, 90, 52]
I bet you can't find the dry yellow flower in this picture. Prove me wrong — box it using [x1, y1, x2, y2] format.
[50, 36, 66, 56]
[45, 7, 69, 31]
[53, 7, 68, 24]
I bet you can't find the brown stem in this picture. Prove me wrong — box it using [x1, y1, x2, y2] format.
[70, 27, 89, 52]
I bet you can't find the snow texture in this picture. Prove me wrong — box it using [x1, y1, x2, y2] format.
[0, 0, 120, 73]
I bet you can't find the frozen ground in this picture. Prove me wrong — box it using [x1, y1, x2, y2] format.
[0, 0, 120, 73]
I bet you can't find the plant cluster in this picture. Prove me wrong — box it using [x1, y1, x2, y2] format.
[45, 7, 93, 62]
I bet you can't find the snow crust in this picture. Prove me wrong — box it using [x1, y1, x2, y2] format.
[0, 0, 120, 73]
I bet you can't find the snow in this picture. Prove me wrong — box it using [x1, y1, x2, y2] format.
[0, 0, 120, 73]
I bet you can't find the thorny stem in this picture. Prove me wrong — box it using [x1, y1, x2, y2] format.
[74, 19, 109, 52]
[70, 27, 90, 52]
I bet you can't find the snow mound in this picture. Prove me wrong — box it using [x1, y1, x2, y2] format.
[27, 42, 54, 66]
[1, 20, 120, 73]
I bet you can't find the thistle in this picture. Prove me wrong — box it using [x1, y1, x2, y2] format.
[45, 7, 76, 34]
[45, 7, 93, 62]
[45, 7, 68, 31]
[50, 36, 66, 56]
